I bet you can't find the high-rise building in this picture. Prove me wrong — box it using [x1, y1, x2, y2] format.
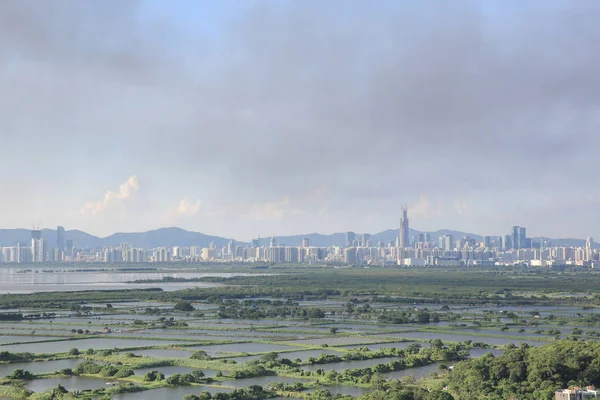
[483, 236, 492, 248]
[345, 232, 355, 247]
[56, 226, 65, 250]
[31, 238, 46, 263]
[269, 236, 277, 248]
[519, 227, 527, 249]
[443, 235, 454, 252]
[344, 247, 357, 264]
[251, 238, 260, 248]
[586, 237, 594, 249]
[302, 238, 310, 248]
[31, 229, 41, 240]
[503, 235, 512, 251]
[512, 226, 520, 250]
[66, 239, 73, 253]
[399, 208, 409, 248]
[361, 233, 370, 247]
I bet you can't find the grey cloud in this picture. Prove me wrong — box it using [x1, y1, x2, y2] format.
[2, 0, 600, 236]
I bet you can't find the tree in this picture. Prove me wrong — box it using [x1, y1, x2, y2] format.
[198, 392, 213, 400]
[143, 371, 164, 382]
[8, 369, 34, 380]
[191, 370, 205, 381]
[52, 384, 69, 396]
[371, 372, 386, 390]
[166, 373, 181, 385]
[114, 368, 134, 378]
[174, 301, 195, 312]
[329, 327, 338, 335]
[402, 375, 416, 385]
[307, 308, 326, 318]
[260, 352, 279, 363]
[427, 391, 454, 400]
[191, 350, 212, 360]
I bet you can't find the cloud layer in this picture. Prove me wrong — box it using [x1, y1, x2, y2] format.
[2, 1, 600, 239]
[80, 176, 140, 216]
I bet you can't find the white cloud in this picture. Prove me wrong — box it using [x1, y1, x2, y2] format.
[176, 198, 202, 217]
[409, 195, 443, 219]
[80, 175, 140, 216]
[247, 198, 304, 221]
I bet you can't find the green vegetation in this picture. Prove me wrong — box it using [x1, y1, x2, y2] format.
[446, 340, 600, 399]
[2, 267, 600, 399]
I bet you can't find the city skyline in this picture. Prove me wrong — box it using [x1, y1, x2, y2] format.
[3, 2, 600, 239]
[1, 215, 597, 266]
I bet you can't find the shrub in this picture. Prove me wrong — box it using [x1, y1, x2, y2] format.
[143, 371, 165, 382]
[100, 365, 119, 377]
[74, 361, 102, 375]
[114, 368, 135, 378]
[173, 301, 195, 312]
[166, 373, 181, 385]
[8, 369, 34, 380]
[191, 370, 205, 381]
[191, 351, 212, 360]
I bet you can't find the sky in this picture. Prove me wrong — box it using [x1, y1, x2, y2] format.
[1, 0, 600, 241]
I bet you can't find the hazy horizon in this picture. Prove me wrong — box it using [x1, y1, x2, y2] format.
[3, 1, 599, 240]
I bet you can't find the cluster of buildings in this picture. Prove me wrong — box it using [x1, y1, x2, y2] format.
[0, 215, 598, 267]
[556, 386, 599, 399]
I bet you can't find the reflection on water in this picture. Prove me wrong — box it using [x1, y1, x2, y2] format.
[25, 376, 110, 392]
[0, 359, 81, 377]
[112, 386, 233, 399]
[0, 268, 262, 293]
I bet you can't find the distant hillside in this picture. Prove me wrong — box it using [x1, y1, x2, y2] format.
[103, 227, 234, 249]
[0, 227, 589, 249]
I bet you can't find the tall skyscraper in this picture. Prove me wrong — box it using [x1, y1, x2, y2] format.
[586, 237, 594, 249]
[31, 238, 46, 263]
[503, 235, 512, 251]
[56, 226, 65, 250]
[345, 232, 355, 247]
[399, 208, 409, 248]
[31, 229, 41, 240]
[302, 238, 310, 248]
[443, 235, 454, 252]
[519, 227, 527, 249]
[512, 226, 520, 250]
[483, 236, 492, 248]
[361, 233, 370, 247]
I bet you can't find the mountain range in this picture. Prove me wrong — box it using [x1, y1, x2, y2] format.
[0, 227, 590, 249]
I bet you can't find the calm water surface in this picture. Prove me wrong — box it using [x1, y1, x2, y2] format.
[0, 268, 263, 293]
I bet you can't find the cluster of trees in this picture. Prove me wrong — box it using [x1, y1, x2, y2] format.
[216, 303, 327, 320]
[0, 351, 34, 363]
[378, 310, 440, 324]
[306, 383, 454, 400]
[182, 385, 273, 400]
[8, 369, 34, 380]
[445, 340, 600, 399]
[143, 369, 206, 385]
[302, 341, 472, 369]
[73, 361, 134, 378]
[174, 301, 196, 312]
